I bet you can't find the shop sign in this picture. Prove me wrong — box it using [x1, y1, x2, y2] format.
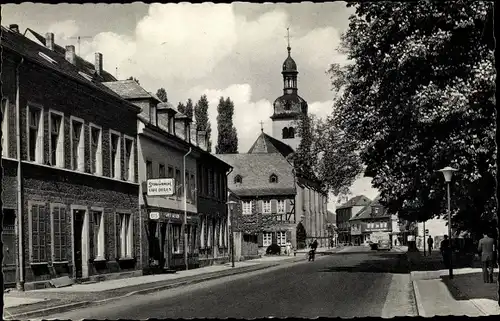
[147, 178, 174, 196]
[149, 212, 160, 220]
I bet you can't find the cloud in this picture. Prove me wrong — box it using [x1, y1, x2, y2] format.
[47, 19, 79, 42]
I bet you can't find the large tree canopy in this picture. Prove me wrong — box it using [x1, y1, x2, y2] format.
[156, 88, 168, 102]
[215, 97, 238, 154]
[328, 1, 495, 233]
[194, 95, 212, 152]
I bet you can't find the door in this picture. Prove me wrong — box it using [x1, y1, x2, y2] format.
[2, 209, 16, 287]
[73, 210, 84, 278]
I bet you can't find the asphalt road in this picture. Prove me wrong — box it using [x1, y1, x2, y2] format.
[43, 246, 418, 319]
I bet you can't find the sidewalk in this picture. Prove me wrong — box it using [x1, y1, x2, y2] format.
[410, 250, 500, 316]
[3, 252, 314, 319]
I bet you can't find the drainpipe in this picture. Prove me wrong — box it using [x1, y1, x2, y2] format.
[15, 57, 25, 291]
[182, 147, 192, 270]
[226, 167, 233, 260]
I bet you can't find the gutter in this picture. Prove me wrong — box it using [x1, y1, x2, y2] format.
[15, 56, 25, 291]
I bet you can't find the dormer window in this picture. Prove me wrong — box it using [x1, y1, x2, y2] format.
[234, 175, 242, 184]
[38, 52, 57, 64]
[269, 174, 278, 183]
[372, 207, 380, 215]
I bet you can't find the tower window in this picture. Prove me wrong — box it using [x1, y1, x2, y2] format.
[282, 127, 289, 139]
[269, 174, 278, 183]
[234, 175, 242, 184]
[284, 101, 292, 111]
[289, 127, 295, 138]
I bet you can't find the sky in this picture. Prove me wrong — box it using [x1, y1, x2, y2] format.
[2, 2, 379, 210]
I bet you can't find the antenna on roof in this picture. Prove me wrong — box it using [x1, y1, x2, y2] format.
[68, 35, 93, 56]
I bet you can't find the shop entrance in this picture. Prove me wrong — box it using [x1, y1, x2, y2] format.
[148, 221, 172, 271]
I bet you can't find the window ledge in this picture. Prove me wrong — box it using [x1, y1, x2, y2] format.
[30, 262, 48, 266]
[119, 257, 135, 261]
[52, 261, 69, 264]
[93, 257, 107, 262]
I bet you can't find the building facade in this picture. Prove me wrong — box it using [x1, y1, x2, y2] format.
[2, 25, 142, 290]
[336, 195, 372, 244]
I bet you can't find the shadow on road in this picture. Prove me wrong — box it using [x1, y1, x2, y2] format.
[318, 253, 410, 274]
[441, 273, 499, 301]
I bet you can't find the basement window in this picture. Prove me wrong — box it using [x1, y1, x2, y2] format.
[38, 52, 57, 64]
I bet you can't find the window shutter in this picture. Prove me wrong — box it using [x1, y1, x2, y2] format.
[59, 207, 67, 261]
[89, 211, 95, 260]
[257, 200, 262, 213]
[31, 205, 39, 262]
[258, 232, 263, 247]
[271, 200, 277, 214]
[52, 207, 59, 262]
[65, 208, 71, 262]
[115, 213, 122, 259]
[41, 205, 50, 262]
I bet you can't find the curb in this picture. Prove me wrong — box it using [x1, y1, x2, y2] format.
[411, 280, 425, 317]
[5, 259, 302, 319]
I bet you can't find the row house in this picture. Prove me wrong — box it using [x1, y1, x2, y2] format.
[348, 195, 395, 245]
[101, 80, 232, 270]
[1, 25, 142, 290]
[335, 195, 372, 244]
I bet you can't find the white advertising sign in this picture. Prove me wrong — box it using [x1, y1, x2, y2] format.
[149, 212, 160, 220]
[147, 178, 175, 196]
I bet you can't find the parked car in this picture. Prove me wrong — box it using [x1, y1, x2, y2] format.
[377, 239, 392, 251]
[369, 241, 378, 250]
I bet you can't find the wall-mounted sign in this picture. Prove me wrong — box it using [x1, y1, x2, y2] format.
[147, 178, 174, 196]
[149, 212, 160, 220]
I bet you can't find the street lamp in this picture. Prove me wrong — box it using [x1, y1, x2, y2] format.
[226, 200, 237, 268]
[438, 166, 458, 279]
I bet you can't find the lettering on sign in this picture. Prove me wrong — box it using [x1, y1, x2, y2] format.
[165, 213, 181, 220]
[147, 178, 174, 196]
[149, 212, 160, 220]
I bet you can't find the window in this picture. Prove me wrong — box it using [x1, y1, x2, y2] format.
[124, 136, 134, 182]
[118, 213, 133, 258]
[263, 200, 271, 214]
[167, 166, 174, 178]
[277, 231, 286, 246]
[28, 105, 43, 163]
[52, 205, 68, 262]
[49, 112, 64, 167]
[375, 223, 380, 228]
[242, 201, 252, 214]
[175, 169, 181, 198]
[263, 232, 272, 247]
[186, 172, 191, 201]
[208, 169, 214, 196]
[71, 118, 84, 171]
[92, 210, 105, 259]
[191, 225, 197, 252]
[277, 200, 286, 214]
[234, 175, 242, 184]
[269, 174, 278, 183]
[172, 224, 181, 254]
[282, 127, 289, 139]
[200, 216, 206, 249]
[146, 160, 153, 179]
[289, 127, 295, 138]
[30, 204, 49, 263]
[2, 99, 8, 157]
[90, 125, 102, 175]
[158, 164, 166, 178]
[38, 51, 57, 64]
[190, 173, 196, 203]
[110, 131, 121, 179]
[186, 225, 192, 253]
[213, 171, 218, 198]
[149, 104, 157, 126]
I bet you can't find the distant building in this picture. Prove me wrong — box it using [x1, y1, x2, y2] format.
[416, 218, 448, 250]
[2, 25, 142, 289]
[336, 195, 372, 244]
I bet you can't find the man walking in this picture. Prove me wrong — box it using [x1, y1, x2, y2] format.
[478, 232, 495, 283]
[440, 235, 451, 269]
[427, 235, 434, 256]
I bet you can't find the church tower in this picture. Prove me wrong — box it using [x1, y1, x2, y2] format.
[270, 28, 308, 151]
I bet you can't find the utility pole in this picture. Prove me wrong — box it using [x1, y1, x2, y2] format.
[68, 35, 93, 56]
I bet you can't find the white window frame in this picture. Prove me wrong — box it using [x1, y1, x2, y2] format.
[173, 224, 182, 254]
[26, 103, 44, 164]
[277, 231, 287, 246]
[48, 110, 64, 168]
[109, 129, 122, 180]
[119, 213, 133, 259]
[123, 135, 135, 182]
[277, 200, 286, 214]
[89, 123, 103, 176]
[2, 98, 9, 157]
[263, 232, 272, 247]
[70, 116, 85, 171]
[92, 207, 105, 260]
[262, 200, 271, 214]
[242, 201, 252, 214]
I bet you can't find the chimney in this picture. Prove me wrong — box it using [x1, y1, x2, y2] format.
[45, 33, 54, 50]
[65, 45, 76, 65]
[9, 24, 19, 33]
[197, 130, 207, 151]
[95, 52, 103, 75]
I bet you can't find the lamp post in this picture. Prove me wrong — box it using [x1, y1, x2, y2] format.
[438, 166, 458, 279]
[226, 200, 237, 267]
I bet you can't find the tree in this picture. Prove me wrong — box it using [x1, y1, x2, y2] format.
[156, 88, 168, 102]
[184, 98, 194, 120]
[215, 97, 238, 154]
[194, 95, 212, 152]
[328, 2, 495, 234]
[127, 76, 140, 84]
[177, 102, 186, 114]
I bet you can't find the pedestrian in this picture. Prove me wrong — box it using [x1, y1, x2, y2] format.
[427, 235, 434, 256]
[286, 241, 292, 256]
[440, 235, 451, 269]
[309, 239, 318, 261]
[394, 238, 398, 246]
[478, 232, 495, 283]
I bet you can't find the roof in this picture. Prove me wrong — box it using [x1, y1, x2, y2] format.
[349, 195, 390, 221]
[1, 26, 139, 113]
[336, 195, 372, 210]
[247, 132, 295, 158]
[272, 93, 308, 119]
[102, 80, 159, 101]
[24, 28, 117, 82]
[217, 153, 296, 197]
